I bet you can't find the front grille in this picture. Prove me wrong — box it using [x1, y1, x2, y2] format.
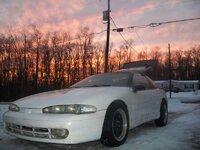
[6, 123, 51, 139]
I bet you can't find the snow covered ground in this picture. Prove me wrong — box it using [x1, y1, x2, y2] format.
[0, 91, 200, 150]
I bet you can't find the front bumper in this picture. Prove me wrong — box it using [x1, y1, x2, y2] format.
[3, 110, 106, 144]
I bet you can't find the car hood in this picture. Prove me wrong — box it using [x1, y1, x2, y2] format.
[13, 87, 129, 110]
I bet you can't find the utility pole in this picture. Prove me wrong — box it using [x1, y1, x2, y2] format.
[168, 43, 172, 98]
[104, 0, 110, 73]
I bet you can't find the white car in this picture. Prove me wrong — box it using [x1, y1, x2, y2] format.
[3, 70, 168, 147]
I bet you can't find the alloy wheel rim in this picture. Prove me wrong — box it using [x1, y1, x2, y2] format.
[112, 108, 128, 141]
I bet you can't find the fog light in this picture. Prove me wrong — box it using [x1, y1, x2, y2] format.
[51, 129, 69, 139]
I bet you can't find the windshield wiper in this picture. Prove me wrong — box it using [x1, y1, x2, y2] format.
[70, 85, 111, 88]
[70, 86, 81, 88]
[84, 85, 111, 87]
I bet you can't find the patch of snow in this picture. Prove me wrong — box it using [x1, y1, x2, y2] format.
[166, 91, 200, 104]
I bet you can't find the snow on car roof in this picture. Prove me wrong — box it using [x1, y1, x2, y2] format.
[119, 60, 158, 75]
[117, 66, 151, 75]
[122, 60, 157, 69]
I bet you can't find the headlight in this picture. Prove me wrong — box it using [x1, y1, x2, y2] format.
[9, 103, 20, 112]
[42, 104, 97, 114]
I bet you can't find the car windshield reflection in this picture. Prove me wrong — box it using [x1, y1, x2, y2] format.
[71, 72, 130, 88]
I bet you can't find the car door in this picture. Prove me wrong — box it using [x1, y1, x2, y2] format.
[145, 76, 162, 119]
[130, 73, 156, 126]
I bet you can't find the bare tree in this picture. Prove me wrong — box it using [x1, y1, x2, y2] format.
[31, 26, 43, 89]
[1, 25, 200, 102]
[76, 26, 93, 78]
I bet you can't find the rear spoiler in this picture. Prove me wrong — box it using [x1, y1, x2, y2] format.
[117, 60, 158, 75]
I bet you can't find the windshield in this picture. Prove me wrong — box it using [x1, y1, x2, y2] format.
[71, 72, 130, 88]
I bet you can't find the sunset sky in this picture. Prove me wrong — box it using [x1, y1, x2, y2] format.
[0, 0, 200, 51]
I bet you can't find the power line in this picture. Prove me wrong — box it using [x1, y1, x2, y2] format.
[133, 30, 146, 50]
[69, 29, 106, 42]
[91, 29, 107, 36]
[53, 29, 106, 45]
[149, 17, 200, 27]
[112, 17, 200, 32]
[110, 17, 138, 53]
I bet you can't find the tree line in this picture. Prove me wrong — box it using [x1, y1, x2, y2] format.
[0, 26, 200, 101]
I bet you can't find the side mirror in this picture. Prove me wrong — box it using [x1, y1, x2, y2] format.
[133, 84, 145, 93]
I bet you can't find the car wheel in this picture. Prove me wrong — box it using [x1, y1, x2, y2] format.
[100, 101, 129, 147]
[155, 100, 168, 126]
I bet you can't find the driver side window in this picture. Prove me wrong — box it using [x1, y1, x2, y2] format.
[132, 73, 149, 90]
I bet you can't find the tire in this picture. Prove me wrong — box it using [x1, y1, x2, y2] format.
[155, 100, 168, 126]
[100, 101, 129, 147]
